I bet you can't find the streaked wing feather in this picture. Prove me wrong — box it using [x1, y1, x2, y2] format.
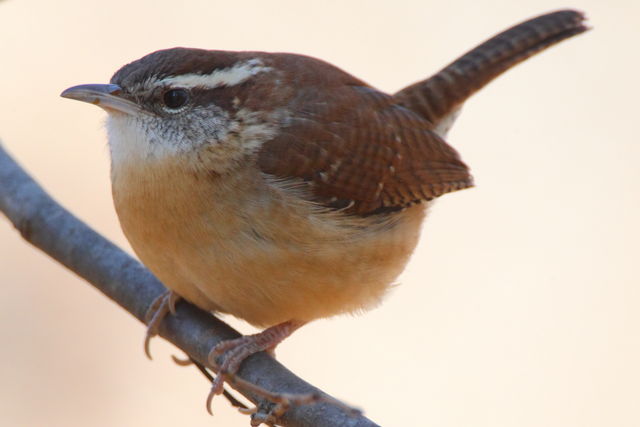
[258, 84, 472, 215]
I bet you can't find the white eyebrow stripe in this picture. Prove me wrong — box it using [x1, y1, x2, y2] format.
[158, 59, 272, 89]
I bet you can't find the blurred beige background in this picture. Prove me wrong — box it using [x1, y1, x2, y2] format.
[1, 0, 638, 426]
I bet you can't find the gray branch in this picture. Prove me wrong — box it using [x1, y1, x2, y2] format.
[0, 142, 379, 427]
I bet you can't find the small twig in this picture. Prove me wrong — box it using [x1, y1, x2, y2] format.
[230, 375, 362, 426]
[187, 355, 250, 410]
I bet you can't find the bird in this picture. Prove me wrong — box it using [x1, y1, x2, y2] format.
[61, 8, 587, 417]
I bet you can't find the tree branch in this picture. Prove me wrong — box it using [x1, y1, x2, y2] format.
[0, 142, 379, 427]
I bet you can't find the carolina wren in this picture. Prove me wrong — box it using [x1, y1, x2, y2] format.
[61, 9, 587, 411]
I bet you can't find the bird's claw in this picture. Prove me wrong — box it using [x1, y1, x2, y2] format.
[143, 290, 181, 359]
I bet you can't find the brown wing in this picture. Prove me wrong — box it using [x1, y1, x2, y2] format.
[258, 84, 472, 216]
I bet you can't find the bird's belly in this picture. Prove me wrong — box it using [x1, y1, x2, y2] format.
[130, 206, 424, 327]
[112, 162, 426, 327]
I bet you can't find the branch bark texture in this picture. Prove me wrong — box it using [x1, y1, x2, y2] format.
[0, 143, 379, 427]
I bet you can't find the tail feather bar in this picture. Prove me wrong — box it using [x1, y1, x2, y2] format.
[394, 10, 589, 129]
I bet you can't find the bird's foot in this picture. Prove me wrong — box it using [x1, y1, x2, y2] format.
[205, 320, 304, 414]
[144, 290, 181, 359]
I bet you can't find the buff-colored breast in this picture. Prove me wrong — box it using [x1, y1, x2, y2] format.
[111, 157, 426, 327]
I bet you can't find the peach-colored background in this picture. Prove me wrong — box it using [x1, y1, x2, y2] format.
[1, 1, 638, 426]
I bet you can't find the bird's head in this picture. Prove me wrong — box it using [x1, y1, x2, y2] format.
[61, 47, 308, 174]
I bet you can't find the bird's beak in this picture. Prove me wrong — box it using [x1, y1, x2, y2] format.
[60, 84, 141, 115]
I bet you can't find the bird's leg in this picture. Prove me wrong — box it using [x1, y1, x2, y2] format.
[144, 290, 181, 359]
[206, 320, 304, 413]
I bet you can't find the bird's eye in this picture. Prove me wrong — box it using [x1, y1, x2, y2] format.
[162, 88, 190, 110]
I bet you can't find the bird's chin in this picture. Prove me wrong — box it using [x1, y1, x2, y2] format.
[105, 114, 157, 167]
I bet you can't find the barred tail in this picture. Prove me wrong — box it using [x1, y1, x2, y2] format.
[394, 9, 589, 126]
